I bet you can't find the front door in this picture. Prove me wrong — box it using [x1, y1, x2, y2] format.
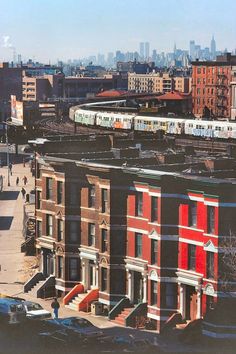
[46, 254, 54, 276]
[43, 249, 53, 277]
[89, 261, 96, 288]
[133, 272, 143, 304]
[190, 292, 198, 320]
[185, 285, 197, 320]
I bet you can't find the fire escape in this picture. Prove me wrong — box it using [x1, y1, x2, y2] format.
[147, 79, 154, 93]
[216, 73, 228, 117]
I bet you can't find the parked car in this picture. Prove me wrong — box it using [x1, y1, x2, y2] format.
[39, 328, 86, 348]
[97, 335, 161, 353]
[21, 145, 34, 154]
[22, 301, 51, 320]
[50, 317, 103, 338]
[0, 298, 26, 325]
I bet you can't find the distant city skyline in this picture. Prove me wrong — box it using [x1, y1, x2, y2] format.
[0, 0, 236, 62]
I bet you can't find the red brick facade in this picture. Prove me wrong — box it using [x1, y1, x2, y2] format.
[192, 62, 231, 118]
[192, 53, 236, 118]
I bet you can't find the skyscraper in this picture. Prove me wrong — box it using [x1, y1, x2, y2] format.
[211, 35, 216, 60]
[173, 42, 177, 58]
[189, 40, 195, 59]
[145, 42, 150, 60]
[139, 42, 145, 60]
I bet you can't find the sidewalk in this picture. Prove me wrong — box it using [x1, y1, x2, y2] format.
[0, 161, 34, 295]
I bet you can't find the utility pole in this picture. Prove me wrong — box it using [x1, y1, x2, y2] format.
[5, 122, 10, 186]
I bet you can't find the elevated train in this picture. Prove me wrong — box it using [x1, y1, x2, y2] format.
[69, 101, 236, 140]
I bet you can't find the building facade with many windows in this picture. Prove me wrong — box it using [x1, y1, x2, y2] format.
[29, 137, 236, 336]
[128, 72, 191, 94]
[192, 53, 236, 118]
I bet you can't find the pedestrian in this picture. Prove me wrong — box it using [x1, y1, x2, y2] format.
[16, 177, 19, 186]
[21, 187, 26, 199]
[9, 163, 12, 176]
[22, 176, 28, 185]
[51, 298, 60, 319]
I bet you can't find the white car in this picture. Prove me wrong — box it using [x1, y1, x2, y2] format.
[23, 301, 51, 320]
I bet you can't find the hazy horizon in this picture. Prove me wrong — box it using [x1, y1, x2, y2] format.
[0, 0, 236, 63]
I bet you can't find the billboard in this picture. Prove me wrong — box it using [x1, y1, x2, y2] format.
[11, 95, 23, 125]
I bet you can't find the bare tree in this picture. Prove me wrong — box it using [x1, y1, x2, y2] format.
[219, 230, 236, 294]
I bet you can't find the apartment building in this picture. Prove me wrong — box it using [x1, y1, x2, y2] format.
[22, 73, 64, 101]
[192, 53, 236, 118]
[128, 72, 191, 94]
[0, 62, 23, 121]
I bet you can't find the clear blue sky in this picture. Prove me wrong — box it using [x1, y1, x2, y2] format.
[0, 0, 235, 62]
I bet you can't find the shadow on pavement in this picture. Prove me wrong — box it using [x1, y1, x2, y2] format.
[0, 216, 14, 230]
[0, 191, 19, 200]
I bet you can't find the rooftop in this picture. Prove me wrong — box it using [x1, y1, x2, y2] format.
[30, 134, 236, 185]
[158, 91, 191, 101]
[96, 89, 128, 98]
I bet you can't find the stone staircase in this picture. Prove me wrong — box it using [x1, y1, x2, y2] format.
[112, 307, 134, 326]
[24, 274, 55, 298]
[65, 292, 89, 311]
[26, 278, 46, 297]
[176, 320, 190, 330]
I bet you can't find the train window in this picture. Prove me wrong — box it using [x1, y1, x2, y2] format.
[228, 127, 232, 131]
[207, 125, 212, 129]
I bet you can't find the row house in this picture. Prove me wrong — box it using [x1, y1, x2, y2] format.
[25, 148, 236, 336]
[34, 157, 82, 295]
[117, 170, 236, 335]
[78, 164, 128, 307]
[124, 173, 179, 332]
[29, 155, 129, 307]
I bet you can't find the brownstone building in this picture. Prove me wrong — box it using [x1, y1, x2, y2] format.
[26, 135, 130, 306]
[192, 53, 236, 118]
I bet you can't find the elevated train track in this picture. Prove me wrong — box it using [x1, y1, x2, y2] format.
[23, 99, 236, 155]
[36, 116, 236, 155]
